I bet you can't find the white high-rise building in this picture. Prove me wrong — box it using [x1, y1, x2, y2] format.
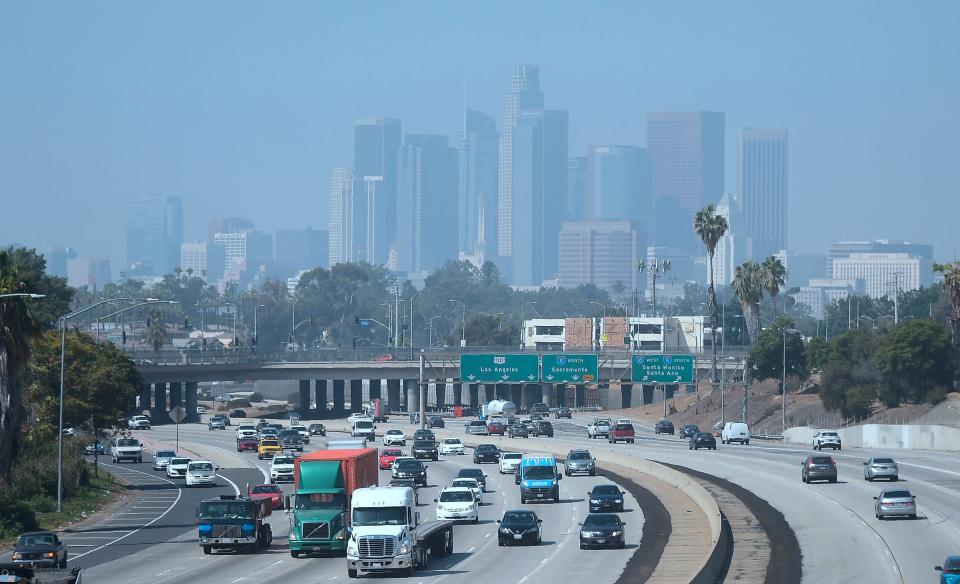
[498, 65, 543, 259]
[706, 193, 741, 286]
[179, 241, 225, 281]
[831, 253, 933, 299]
[328, 167, 356, 265]
[213, 230, 272, 273]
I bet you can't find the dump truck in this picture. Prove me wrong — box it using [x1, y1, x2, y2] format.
[288, 448, 379, 558]
[196, 495, 273, 554]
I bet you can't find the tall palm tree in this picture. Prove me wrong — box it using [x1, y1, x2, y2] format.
[732, 261, 764, 345]
[934, 261, 960, 346]
[143, 309, 170, 351]
[761, 256, 787, 318]
[694, 205, 729, 382]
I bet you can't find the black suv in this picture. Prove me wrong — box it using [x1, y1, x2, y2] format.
[588, 484, 626, 512]
[428, 416, 445, 429]
[555, 407, 572, 419]
[508, 423, 529, 439]
[473, 444, 500, 464]
[412, 439, 439, 461]
[279, 429, 304, 451]
[654, 419, 675, 435]
[413, 429, 436, 442]
[689, 432, 716, 450]
[229, 409, 247, 418]
[395, 459, 428, 486]
[531, 420, 554, 438]
[680, 424, 700, 439]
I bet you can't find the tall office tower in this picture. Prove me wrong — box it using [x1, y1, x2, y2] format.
[558, 221, 642, 291]
[354, 118, 401, 265]
[646, 112, 725, 251]
[587, 145, 653, 222]
[126, 193, 183, 277]
[397, 135, 459, 274]
[45, 245, 77, 278]
[705, 193, 742, 286]
[458, 110, 499, 257]
[738, 129, 788, 260]
[328, 167, 356, 265]
[275, 227, 329, 275]
[180, 241, 226, 281]
[567, 157, 588, 219]
[66, 258, 112, 290]
[498, 65, 544, 259]
[213, 230, 273, 272]
[207, 217, 254, 242]
[511, 109, 568, 286]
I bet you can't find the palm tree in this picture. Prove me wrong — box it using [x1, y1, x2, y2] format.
[732, 261, 764, 345]
[934, 261, 960, 346]
[143, 309, 170, 351]
[694, 205, 729, 382]
[761, 256, 787, 318]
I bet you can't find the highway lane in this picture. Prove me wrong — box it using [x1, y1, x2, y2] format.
[80, 422, 644, 584]
[555, 413, 960, 583]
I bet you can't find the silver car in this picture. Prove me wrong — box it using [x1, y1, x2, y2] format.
[152, 450, 177, 471]
[874, 489, 917, 519]
[465, 420, 489, 436]
[863, 457, 899, 481]
[564, 449, 597, 476]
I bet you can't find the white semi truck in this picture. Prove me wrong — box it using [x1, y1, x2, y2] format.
[346, 486, 454, 578]
[482, 400, 517, 422]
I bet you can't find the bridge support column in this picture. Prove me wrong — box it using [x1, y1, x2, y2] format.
[542, 383, 552, 408]
[299, 380, 311, 416]
[369, 379, 382, 402]
[510, 384, 522, 409]
[315, 380, 328, 413]
[409, 380, 420, 414]
[333, 380, 346, 414]
[522, 384, 541, 410]
[350, 380, 363, 413]
[452, 383, 462, 407]
[602, 385, 623, 410]
[622, 383, 632, 409]
[435, 382, 446, 411]
[575, 384, 586, 408]
[642, 385, 654, 405]
[494, 384, 507, 400]
[185, 382, 199, 423]
[139, 383, 151, 415]
[152, 382, 167, 420]
[169, 382, 182, 408]
[666, 385, 676, 401]
[387, 379, 401, 413]
[484, 384, 495, 402]
[469, 384, 480, 409]
[554, 384, 565, 408]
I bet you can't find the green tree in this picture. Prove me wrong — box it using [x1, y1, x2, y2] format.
[694, 204, 729, 382]
[819, 360, 879, 420]
[805, 336, 832, 371]
[934, 261, 960, 346]
[875, 319, 957, 406]
[747, 318, 808, 384]
[461, 314, 517, 347]
[760, 256, 787, 318]
[143, 309, 170, 351]
[732, 261, 764, 345]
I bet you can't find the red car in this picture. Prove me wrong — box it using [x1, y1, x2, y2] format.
[608, 423, 636, 444]
[237, 436, 259, 452]
[379, 448, 404, 470]
[248, 484, 284, 509]
[487, 421, 506, 436]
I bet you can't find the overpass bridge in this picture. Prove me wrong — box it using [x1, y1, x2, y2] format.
[129, 348, 747, 423]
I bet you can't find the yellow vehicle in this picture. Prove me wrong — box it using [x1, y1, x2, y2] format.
[257, 438, 282, 459]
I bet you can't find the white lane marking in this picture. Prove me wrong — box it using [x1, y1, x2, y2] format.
[218, 472, 242, 496]
[467, 546, 475, 553]
[484, 533, 490, 538]
[68, 463, 182, 562]
[232, 578, 244, 583]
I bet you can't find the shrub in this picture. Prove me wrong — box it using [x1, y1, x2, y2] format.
[0, 488, 39, 539]
[228, 399, 252, 408]
[250, 392, 264, 403]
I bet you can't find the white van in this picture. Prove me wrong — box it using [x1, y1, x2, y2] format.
[185, 460, 218, 487]
[350, 417, 375, 439]
[110, 437, 143, 463]
[721, 422, 750, 445]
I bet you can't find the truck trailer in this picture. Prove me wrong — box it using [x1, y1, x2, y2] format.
[288, 448, 378, 558]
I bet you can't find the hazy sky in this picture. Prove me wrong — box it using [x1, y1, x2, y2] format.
[2, 1, 959, 271]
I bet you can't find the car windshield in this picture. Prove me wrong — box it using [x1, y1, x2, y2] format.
[883, 491, 912, 499]
[503, 512, 535, 524]
[251, 485, 280, 494]
[387, 430, 402, 435]
[261, 440, 279, 446]
[414, 440, 434, 447]
[189, 462, 213, 471]
[19, 534, 55, 546]
[355, 421, 373, 429]
[443, 439, 461, 445]
[811, 457, 832, 464]
[353, 506, 407, 526]
[568, 451, 591, 460]
[502, 453, 522, 460]
[583, 514, 620, 527]
[477, 445, 497, 453]
[156, 451, 175, 458]
[596, 419, 611, 425]
[614, 424, 633, 431]
[117, 438, 139, 447]
[821, 432, 839, 437]
[397, 460, 423, 470]
[469, 421, 485, 427]
[296, 492, 346, 509]
[440, 490, 474, 502]
[592, 485, 620, 495]
[944, 557, 960, 570]
[383, 450, 402, 456]
[459, 469, 483, 479]
[198, 501, 253, 520]
[273, 457, 293, 465]
[452, 480, 477, 489]
[171, 458, 190, 465]
[874, 458, 895, 464]
[523, 466, 556, 480]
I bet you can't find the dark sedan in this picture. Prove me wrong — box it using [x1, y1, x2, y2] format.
[531, 421, 554, 438]
[413, 429, 436, 442]
[394, 459, 428, 486]
[588, 484, 625, 512]
[507, 423, 529, 439]
[412, 439, 439, 461]
[428, 416, 445, 429]
[457, 467, 487, 492]
[688, 432, 717, 450]
[497, 510, 542, 546]
[555, 407, 572, 419]
[308, 423, 326, 436]
[654, 419, 674, 435]
[579, 514, 626, 549]
[11, 532, 67, 568]
[680, 424, 701, 439]
[229, 409, 247, 418]
[473, 444, 501, 464]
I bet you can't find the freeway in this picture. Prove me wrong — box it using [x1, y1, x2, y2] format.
[78, 422, 648, 584]
[552, 412, 960, 583]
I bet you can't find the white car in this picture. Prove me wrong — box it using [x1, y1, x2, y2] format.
[439, 438, 464, 455]
[721, 422, 750, 445]
[391, 456, 416, 478]
[812, 431, 842, 451]
[127, 415, 151, 430]
[383, 429, 407, 446]
[450, 478, 483, 504]
[235, 425, 257, 440]
[291, 425, 311, 444]
[435, 487, 479, 523]
[166, 457, 191, 479]
[270, 455, 296, 484]
[196, 406, 207, 414]
[499, 452, 523, 475]
[185, 460, 218, 487]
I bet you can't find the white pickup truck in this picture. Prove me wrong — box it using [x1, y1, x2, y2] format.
[346, 486, 454, 578]
[587, 418, 612, 439]
[110, 436, 143, 463]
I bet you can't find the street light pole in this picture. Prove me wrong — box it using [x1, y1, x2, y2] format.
[254, 304, 266, 351]
[520, 302, 538, 350]
[449, 299, 465, 348]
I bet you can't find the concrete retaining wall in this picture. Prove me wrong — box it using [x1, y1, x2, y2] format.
[784, 424, 960, 452]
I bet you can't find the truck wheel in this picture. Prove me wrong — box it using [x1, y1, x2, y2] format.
[347, 568, 358, 578]
[203, 546, 212, 555]
[290, 550, 300, 558]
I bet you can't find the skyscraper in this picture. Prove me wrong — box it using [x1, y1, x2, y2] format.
[126, 193, 183, 277]
[558, 221, 642, 291]
[567, 157, 588, 220]
[66, 258, 111, 290]
[397, 135, 459, 274]
[354, 118, 401, 265]
[275, 227, 329, 275]
[511, 109, 568, 286]
[45, 245, 77, 278]
[587, 145, 653, 222]
[180, 241, 226, 281]
[458, 110, 499, 257]
[498, 65, 544, 259]
[738, 129, 788, 260]
[646, 112, 725, 251]
[328, 167, 356, 265]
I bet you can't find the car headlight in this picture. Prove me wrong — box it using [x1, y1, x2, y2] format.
[43, 552, 56, 559]
[289, 530, 298, 540]
[611, 531, 622, 537]
[347, 538, 358, 555]
[500, 528, 511, 534]
[614, 499, 623, 503]
[590, 499, 600, 504]
[396, 544, 410, 556]
[12, 552, 22, 560]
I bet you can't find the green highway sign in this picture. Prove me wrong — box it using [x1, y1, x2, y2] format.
[460, 354, 539, 383]
[632, 354, 695, 383]
[542, 354, 598, 383]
